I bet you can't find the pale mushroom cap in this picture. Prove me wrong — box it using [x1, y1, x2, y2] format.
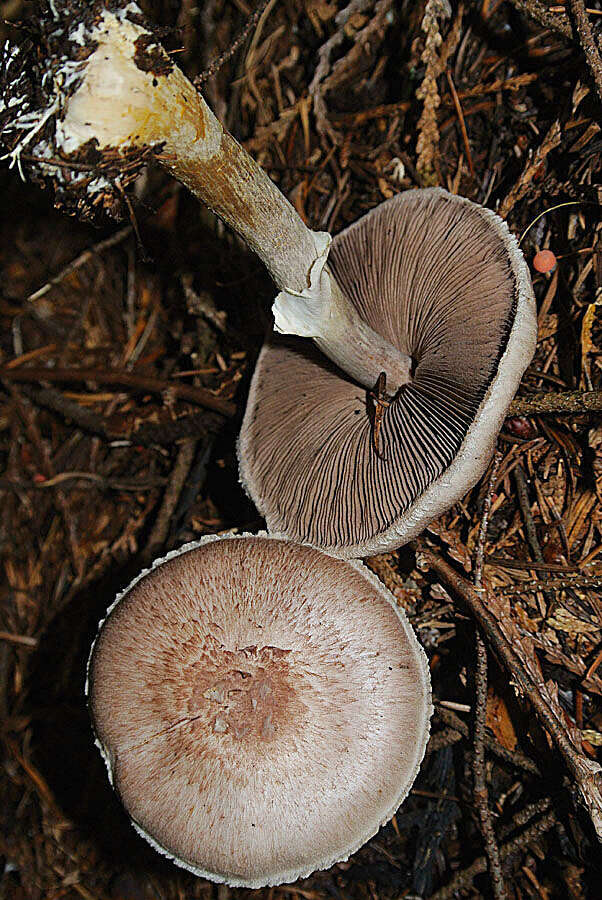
[87, 534, 432, 887]
[239, 188, 537, 556]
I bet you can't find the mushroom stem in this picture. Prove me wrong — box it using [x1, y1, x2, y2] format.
[9, 3, 411, 391]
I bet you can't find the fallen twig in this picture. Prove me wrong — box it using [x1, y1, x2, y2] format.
[474, 632, 506, 898]
[0, 367, 236, 417]
[514, 465, 546, 566]
[500, 575, 602, 596]
[17, 385, 109, 440]
[568, 0, 602, 103]
[446, 68, 475, 178]
[510, 388, 602, 415]
[8, 384, 83, 576]
[129, 411, 223, 446]
[331, 72, 538, 127]
[428, 802, 556, 900]
[195, 0, 271, 85]
[308, 0, 379, 143]
[19, 383, 222, 446]
[142, 438, 197, 563]
[0, 473, 165, 492]
[507, 0, 572, 38]
[25, 226, 132, 303]
[436, 706, 541, 776]
[425, 726, 463, 756]
[418, 549, 602, 840]
[485, 556, 582, 573]
[498, 121, 562, 219]
[0, 630, 38, 648]
[472, 452, 506, 899]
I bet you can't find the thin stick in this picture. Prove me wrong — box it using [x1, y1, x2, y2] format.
[16, 384, 109, 439]
[142, 438, 197, 563]
[417, 549, 602, 839]
[0, 630, 38, 648]
[474, 633, 506, 898]
[485, 556, 582, 573]
[474, 451, 503, 589]
[498, 121, 562, 219]
[195, 0, 271, 85]
[19, 382, 222, 446]
[472, 451, 506, 899]
[0, 473, 165, 491]
[509, 388, 602, 415]
[507, 0, 572, 37]
[513, 465, 545, 565]
[436, 706, 540, 775]
[25, 226, 133, 303]
[429, 806, 556, 900]
[446, 69, 475, 178]
[0, 366, 236, 417]
[568, 0, 602, 103]
[499, 574, 602, 596]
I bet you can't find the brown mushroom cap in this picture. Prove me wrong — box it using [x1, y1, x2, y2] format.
[238, 188, 537, 556]
[87, 534, 432, 887]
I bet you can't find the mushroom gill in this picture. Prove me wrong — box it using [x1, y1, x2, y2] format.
[238, 188, 537, 556]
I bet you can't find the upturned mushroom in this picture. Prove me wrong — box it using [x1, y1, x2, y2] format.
[87, 533, 432, 887]
[239, 188, 537, 556]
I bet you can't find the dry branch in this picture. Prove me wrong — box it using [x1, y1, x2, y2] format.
[436, 706, 541, 776]
[568, 0, 602, 103]
[472, 452, 506, 899]
[25, 226, 133, 303]
[308, 0, 384, 143]
[0, 366, 236, 416]
[418, 549, 602, 841]
[429, 803, 557, 900]
[498, 121, 562, 218]
[510, 389, 602, 415]
[142, 438, 197, 562]
[195, 0, 271, 85]
[507, 0, 572, 38]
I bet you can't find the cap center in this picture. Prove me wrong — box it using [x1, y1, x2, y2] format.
[188, 644, 299, 743]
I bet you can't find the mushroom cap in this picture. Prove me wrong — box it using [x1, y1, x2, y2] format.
[238, 188, 537, 557]
[87, 533, 432, 888]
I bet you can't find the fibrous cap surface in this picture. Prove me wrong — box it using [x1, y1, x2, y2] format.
[88, 533, 432, 887]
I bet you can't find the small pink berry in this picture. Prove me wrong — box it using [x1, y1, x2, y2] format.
[533, 249, 557, 274]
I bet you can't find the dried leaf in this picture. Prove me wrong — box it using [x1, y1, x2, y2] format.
[582, 729, 602, 747]
[427, 520, 472, 571]
[547, 607, 600, 636]
[581, 303, 597, 388]
[486, 687, 518, 751]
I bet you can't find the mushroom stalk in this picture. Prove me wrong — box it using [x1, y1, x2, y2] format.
[6, 3, 411, 391]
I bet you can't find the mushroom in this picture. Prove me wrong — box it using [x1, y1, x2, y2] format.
[238, 188, 537, 556]
[87, 533, 432, 887]
[0, 0, 408, 391]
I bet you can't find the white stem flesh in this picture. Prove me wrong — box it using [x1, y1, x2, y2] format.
[56, 9, 411, 390]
